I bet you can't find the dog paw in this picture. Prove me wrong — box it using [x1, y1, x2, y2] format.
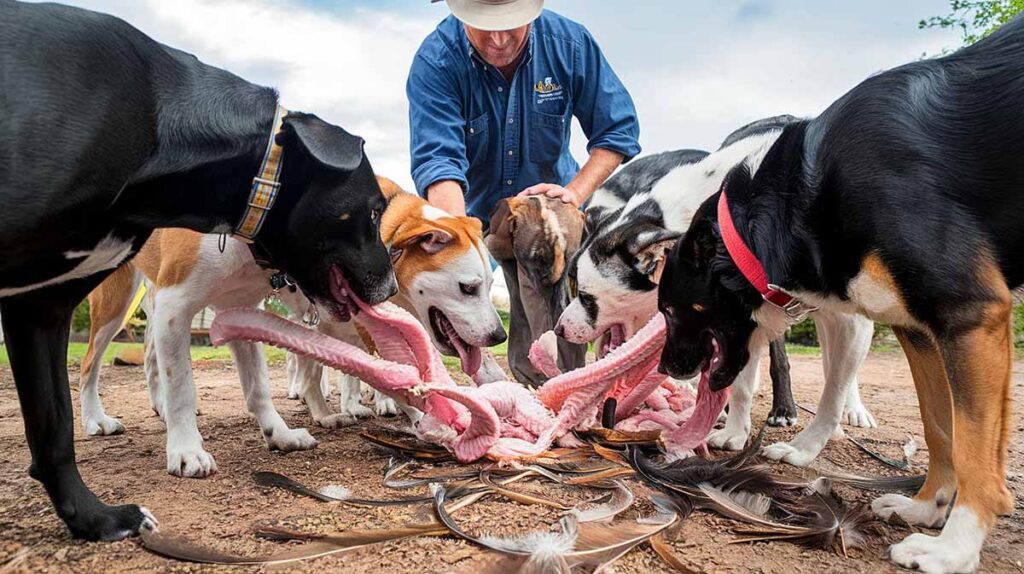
[707, 427, 748, 451]
[286, 388, 301, 400]
[761, 441, 816, 467]
[373, 393, 399, 417]
[65, 503, 159, 542]
[316, 413, 359, 429]
[84, 414, 125, 436]
[766, 405, 798, 427]
[265, 427, 318, 452]
[889, 532, 979, 574]
[166, 446, 217, 478]
[843, 404, 877, 428]
[340, 401, 374, 420]
[872, 494, 948, 528]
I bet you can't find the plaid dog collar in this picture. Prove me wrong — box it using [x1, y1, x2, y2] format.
[234, 105, 288, 243]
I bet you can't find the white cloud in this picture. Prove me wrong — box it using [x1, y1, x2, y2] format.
[55, 0, 436, 190]
[45, 0, 959, 190]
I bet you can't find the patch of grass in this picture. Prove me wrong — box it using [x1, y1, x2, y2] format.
[0, 342, 287, 368]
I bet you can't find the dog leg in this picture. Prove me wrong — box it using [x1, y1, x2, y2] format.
[153, 289, 216, 477]
[763, 311, 869, 466]
[285, 352, 301, 400]
[338, 374, 374, 419]
[1, 279, 156, 540]
[708, 343, 763, 450]
[79, 268, 140, 436]
[766, 339, 797, 427]
[837, 316, 876, 428]
[296, 355, 355, 428]
[140, 287, 163, 418]
[889, 295, 1014, 574]
[227, 339, 316, 452]
[873, 328, 955, 528]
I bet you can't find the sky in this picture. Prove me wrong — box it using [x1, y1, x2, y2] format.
[37, 0, 960, 191]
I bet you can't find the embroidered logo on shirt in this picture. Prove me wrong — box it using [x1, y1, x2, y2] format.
[534, 76, 564, 104]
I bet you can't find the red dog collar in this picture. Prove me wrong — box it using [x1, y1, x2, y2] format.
[716, 178, 815, 321]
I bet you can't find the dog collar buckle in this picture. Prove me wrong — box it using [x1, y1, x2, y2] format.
[234, 105, 288, 244]
[766, 284, 817, 322]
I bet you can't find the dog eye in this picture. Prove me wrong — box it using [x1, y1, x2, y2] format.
[370, 208, 380, 224]
[663, 305, 675, 318]
[459, 282, 479, 296]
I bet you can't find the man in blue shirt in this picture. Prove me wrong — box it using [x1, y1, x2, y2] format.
[408, 0, 640, 383]
[408, 0, 640, 223]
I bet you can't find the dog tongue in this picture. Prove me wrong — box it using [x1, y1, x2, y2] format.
[457, 344, 482, 377]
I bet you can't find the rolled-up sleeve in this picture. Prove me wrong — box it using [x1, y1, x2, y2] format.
[407, 52, 468, 196]
[572, 29, 641, 162]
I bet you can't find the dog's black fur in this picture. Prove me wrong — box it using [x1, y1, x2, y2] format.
[574, 144, 797, 425]
[0, 1, 396, 541]
[658, 13, 1024, 389]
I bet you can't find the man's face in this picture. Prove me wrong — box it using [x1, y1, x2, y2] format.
[464, 24, 530, 68]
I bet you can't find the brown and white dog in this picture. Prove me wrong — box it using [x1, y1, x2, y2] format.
[284, 180, 509, 424]
[486, 196, 587, 385]
[80, 177, 506, 477]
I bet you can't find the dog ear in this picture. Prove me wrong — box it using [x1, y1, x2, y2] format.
[281, 112, 365, 172]
[394, 224, 454, 254]
[485, 199, 516, 261]
[628, 227, 681, 284]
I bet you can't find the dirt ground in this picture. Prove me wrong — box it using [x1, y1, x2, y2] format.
[0, 351, 1021, 573]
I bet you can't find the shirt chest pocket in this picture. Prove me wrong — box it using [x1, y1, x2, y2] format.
[529, 110, 567, 164]
[465, 113, 489, 160]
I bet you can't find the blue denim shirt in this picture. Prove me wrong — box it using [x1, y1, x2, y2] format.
[407, 10, 641, 225]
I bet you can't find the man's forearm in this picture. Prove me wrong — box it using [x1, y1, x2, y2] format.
[426, 180, 466, 216]
[566, 148, 624, 205]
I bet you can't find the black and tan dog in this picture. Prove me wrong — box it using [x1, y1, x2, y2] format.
[658, 14, 1023, 573]
[0, 1, 396, 541]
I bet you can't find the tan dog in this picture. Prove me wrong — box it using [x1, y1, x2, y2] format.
[485, 195, 586, 385]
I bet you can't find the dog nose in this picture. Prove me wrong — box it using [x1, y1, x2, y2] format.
[489, 326, 508, 346]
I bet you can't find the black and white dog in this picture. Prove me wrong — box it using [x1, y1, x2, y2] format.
[557, 117, 876, 462]
[658, 14, 1024, 573]
[0, 1, 396, 541]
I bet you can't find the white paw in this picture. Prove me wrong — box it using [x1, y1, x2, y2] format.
[265, 427, 318, 452]
[707, 427, 748, 451]
[140, 507, 160, 532]
[766, 414, 797, 427]
[843, 403, 877, 428]
[286, 387, 301, 400]
[340, 401, 374, 420]
[84, 414, 125, 436]
[166, 446, 217, 478]
[761, 441, 816, 467]
[872, 493, 948, 528]
[316, 413, 359, 429]
[889, 532, 979, 574]
[373, 393, 399, 417]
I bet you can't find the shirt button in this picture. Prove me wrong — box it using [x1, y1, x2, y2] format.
[506, 179, 513, 185]
[469, 128, 475, 134]
[508, 118, 514, 124]
[507, 150, 514, 156]
[497, 86, 504, 92]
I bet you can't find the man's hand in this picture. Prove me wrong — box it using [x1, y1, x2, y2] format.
[518, 183, 581, 207]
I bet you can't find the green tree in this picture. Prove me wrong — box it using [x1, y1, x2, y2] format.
[920, 0, 1024, 46]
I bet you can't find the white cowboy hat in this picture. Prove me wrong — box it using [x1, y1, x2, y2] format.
[433, 0, 544, 31]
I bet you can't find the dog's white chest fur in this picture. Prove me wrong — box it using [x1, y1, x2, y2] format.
[0, 233, 134, 298]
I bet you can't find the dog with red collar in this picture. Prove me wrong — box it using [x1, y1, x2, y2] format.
[658, 16, 1024, 573]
